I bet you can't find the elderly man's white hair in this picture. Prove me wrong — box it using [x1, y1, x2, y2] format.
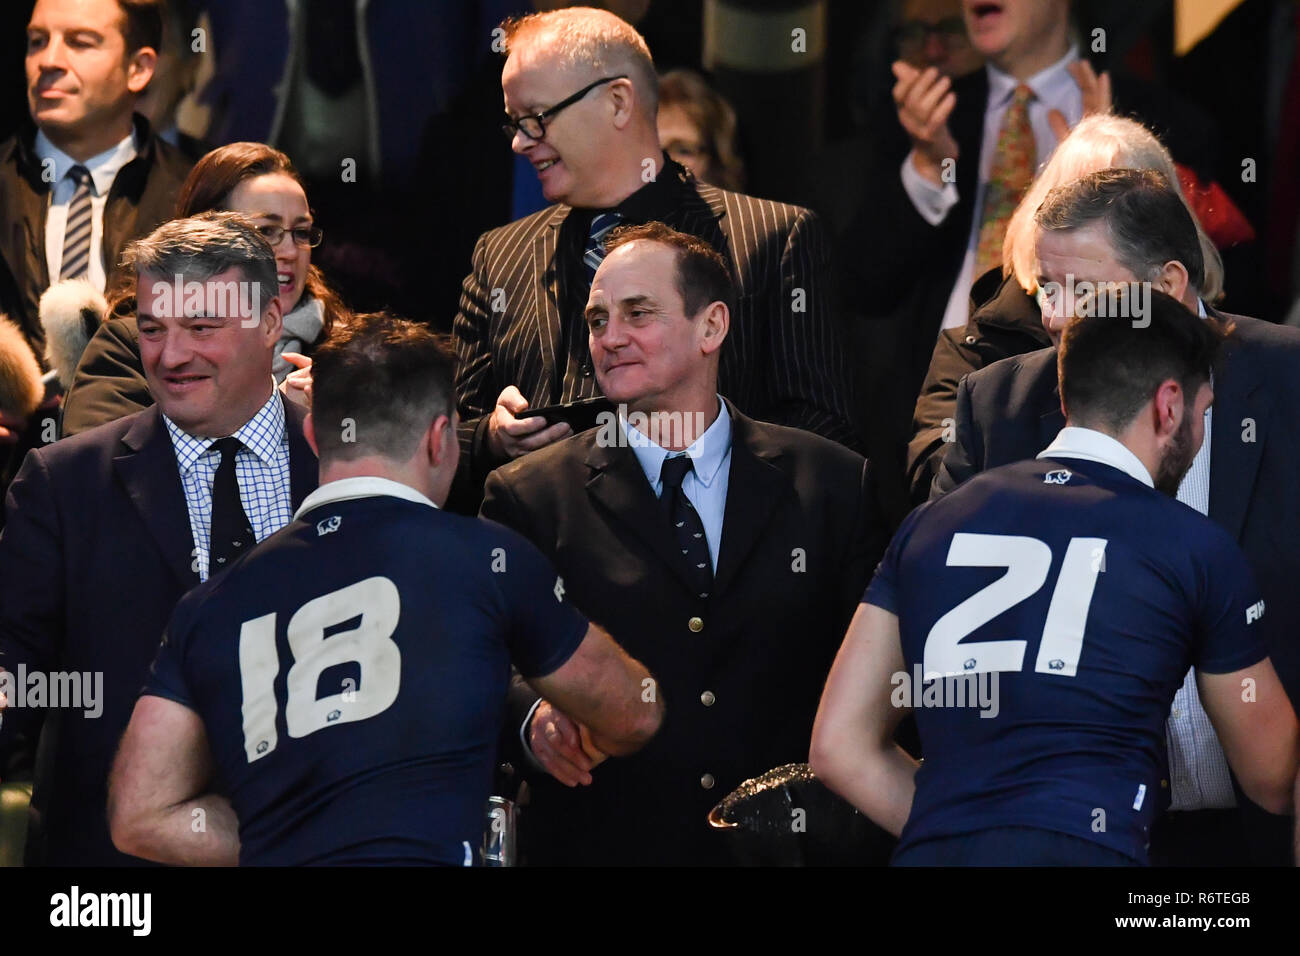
[503, 6, 659, 117]
[1003, 113, 1224, 302]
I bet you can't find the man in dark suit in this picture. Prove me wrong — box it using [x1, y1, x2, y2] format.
[836, 0, 1214, 526]
[453, 7, 856, 511]
[934, 168, 1300, 866]
[0, 212, 316, 865]
[0, 0, 191, 509]
[480, 222, 884, 865]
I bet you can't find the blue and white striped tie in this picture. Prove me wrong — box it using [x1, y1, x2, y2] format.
[59, 165, 94, 280]
[583, 211, 621, 286]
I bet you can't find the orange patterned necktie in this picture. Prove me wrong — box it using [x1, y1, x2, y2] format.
[975, 83, 1035, 278]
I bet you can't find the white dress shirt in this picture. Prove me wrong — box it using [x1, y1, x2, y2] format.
[165, 386, 295, 582]
[36, 129, 138, 291]
[902, 46, 1084, 331]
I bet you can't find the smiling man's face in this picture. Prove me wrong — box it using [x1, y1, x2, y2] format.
[501, 36, 627, 209]
[26, 0, 150, 148]
[586, 240, 716, 413]
[136, 267, 281, 438]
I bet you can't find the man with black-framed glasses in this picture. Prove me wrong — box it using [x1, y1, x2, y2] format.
[448, 6, 859, 514]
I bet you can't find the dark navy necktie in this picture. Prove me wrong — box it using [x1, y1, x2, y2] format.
[660, 454, 712, 599]
[209, 437, 255, 573]
[583, 211, 622, 285]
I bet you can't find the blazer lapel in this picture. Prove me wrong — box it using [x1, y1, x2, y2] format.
[713, 406, 790, 596]
[584, 437, 705, 595]
[283, 397, 318, 508]
[1209, 334, 1265, 541]
[112, 408, 200, 590]
[532, 206, 570, 405]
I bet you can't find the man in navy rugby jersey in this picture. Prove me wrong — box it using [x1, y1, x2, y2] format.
[811, 291, 1299, 865]
[105, 313, 663, 865]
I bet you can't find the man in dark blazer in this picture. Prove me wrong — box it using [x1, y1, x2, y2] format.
[835, 0, 1214, 526]
[934, 169, 1300, 866]
[453, 7, 856, 511]
[1, 0, 191, 356]
[0, 0, 192, 523]
[0, 213, 316, 865]
[479, 222, 884, 865]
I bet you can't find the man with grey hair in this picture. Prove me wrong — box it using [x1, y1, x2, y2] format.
[0, 211, 318, 865]
[934, 167, 1300, 866]
[450, 5, 857, 510]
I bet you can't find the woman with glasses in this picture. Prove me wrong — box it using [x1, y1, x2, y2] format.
[61, 143, 350, 435]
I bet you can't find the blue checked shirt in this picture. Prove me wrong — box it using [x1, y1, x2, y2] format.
[164, 386, 295, 582]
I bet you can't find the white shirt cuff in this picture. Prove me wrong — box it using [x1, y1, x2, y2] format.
[901, 152, 958, 226]
[519, 696, 545, 772]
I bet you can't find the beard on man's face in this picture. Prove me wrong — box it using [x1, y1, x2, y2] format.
[1153, 409, 1198, 497]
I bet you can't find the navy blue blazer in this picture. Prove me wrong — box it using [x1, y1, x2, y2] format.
[0, 397, 316, 865]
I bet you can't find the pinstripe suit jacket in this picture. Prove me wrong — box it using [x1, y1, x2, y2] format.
[451, 164, 858, 501]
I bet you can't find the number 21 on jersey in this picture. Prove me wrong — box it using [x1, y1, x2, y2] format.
[924, 533, 1107, 679]
[238, 576, 403, 762]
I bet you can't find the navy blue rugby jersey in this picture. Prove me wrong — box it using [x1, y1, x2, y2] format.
[144, 482, 588, 865]
[864, 455, 1266, 862]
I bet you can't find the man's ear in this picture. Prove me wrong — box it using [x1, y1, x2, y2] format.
[424, 414, 453, 468]
[1155, 260, 1191, 304]
[303, 412, 319, 457]
[609, 77, 637, 130]
[1152, 378, 1184, 439]
[261, 295, 284, 342]
[125, 48, 158, 95]
[698, 301, 729, 356]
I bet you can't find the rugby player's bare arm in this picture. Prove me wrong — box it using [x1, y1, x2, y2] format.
[108, 695, 240, 866]
[811, 603, 919, 836]
[527, 623, 663, 758]
[1198, 660, 1299, 815]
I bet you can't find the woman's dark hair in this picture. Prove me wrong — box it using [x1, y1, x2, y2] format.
[173, 142, 348, 335]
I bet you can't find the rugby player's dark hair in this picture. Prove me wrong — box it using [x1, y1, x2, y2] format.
[310, 312, 456, 462]
[1058, 288, 1228, 432]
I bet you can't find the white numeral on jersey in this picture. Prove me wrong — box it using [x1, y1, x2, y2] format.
[237, 577, 403, 763]
[923, 533, 1107, 679]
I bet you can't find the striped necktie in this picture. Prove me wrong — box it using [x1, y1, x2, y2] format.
[974, 83, 1035, 279]
[59, 165, 94, 280]
[583, 211, 622, 285]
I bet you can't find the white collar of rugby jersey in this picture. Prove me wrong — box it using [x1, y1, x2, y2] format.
[294, 476, 439, 520]
[1037, 426, 1155, 488]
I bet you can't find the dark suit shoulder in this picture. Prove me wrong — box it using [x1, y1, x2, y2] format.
[477, 205, 566, 254]
[738, 414, 864, 472]
[20, 407, 152, 492]
[490, 426, 601, 494]
[699, 182, 811, 222]
[964, 344, 1057, 400]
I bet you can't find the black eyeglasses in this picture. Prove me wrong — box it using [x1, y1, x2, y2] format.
[502, 75, 628, 141]
[257, 224, 323, 249]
